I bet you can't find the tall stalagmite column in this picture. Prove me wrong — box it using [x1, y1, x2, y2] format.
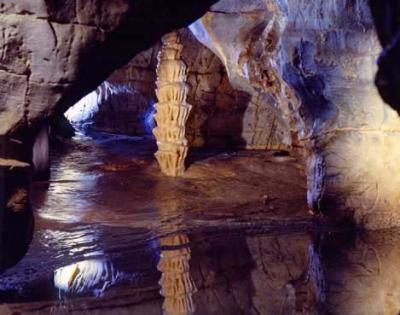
[153, 32, 192, 177]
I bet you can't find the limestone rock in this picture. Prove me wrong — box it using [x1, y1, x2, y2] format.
[153, 32, 193, 177]
[88, 27, 286, 150]
[0, 0, 216, 153]
[191, 0, 400, 229]
[0, 0, 218, 216]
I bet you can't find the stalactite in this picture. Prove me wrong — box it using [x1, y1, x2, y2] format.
[158, 234, 197, 315]
[153, 32, 192, 177]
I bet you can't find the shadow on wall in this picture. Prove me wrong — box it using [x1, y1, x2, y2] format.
[180, 28, 267, 151]
[0, 152, 34, 273]
[93, 89, 156, 135]
[369, 0, 400, 112]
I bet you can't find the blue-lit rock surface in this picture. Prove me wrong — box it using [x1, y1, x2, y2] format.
[190, 0, 400, 229]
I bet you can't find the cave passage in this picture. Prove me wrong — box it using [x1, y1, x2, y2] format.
[2, 0, 400, 314]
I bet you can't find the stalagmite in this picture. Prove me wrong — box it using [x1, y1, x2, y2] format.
[158, 234, 196, 315]
[153, 32, 192, 177]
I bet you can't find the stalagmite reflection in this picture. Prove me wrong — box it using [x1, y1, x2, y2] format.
[155, 179, 197, 315]
[158, 234, 197, 315]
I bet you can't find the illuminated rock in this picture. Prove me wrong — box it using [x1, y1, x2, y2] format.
[0, 0, 215, 204]
[153, 32, 193, 177]
[190, 0, 400, 229]
[2, 0, 400, 229]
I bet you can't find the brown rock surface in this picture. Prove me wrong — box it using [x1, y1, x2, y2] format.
[190, 0, 400, 229]
[0, 0, 216, 148]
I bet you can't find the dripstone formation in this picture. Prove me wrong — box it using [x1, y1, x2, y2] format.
[153, 32, 192, 177]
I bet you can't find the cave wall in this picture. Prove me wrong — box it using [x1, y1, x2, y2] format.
[190, 0, 400, 229]
[181, 29, 288, 150]
[90, 28, 286, 150]
[280, 0, 400, 229]
[0, 0, 216, 157]
[90, 45, 160, 135]
[2, 0, 400, 228]
[0, 0, 217, 216]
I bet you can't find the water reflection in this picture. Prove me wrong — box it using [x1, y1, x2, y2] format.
[54, 260, 120, 297]
[3, 134, 400, 314]
[320, 230, 400, 315]
[38, 160, 102, 224]
[155, 181, 197, 315]
[0, 198, 33, 273]
[158, 234, 196, 315]
[3, 221, 400, 314]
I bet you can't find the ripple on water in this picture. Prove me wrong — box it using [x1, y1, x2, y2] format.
[3, 131, 383, 314]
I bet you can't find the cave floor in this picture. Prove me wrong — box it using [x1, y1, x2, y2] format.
[0, 131, 342, 314]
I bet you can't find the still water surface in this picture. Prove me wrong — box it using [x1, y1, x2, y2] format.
[0, 132, 398, 315]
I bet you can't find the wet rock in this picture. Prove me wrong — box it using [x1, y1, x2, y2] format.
[87, 28, 274, 150]
[0, 0, 217, 152]
[191, 0, 400, 229]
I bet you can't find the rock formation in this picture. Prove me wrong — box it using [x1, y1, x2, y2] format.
[2, 0, 400, 229]
[0, 0, 216, 214]
[190, 0, 400, 229]
[153, 32, 192, 177]
[82, 29, 278, 150]
[0, 0, 216, 138]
